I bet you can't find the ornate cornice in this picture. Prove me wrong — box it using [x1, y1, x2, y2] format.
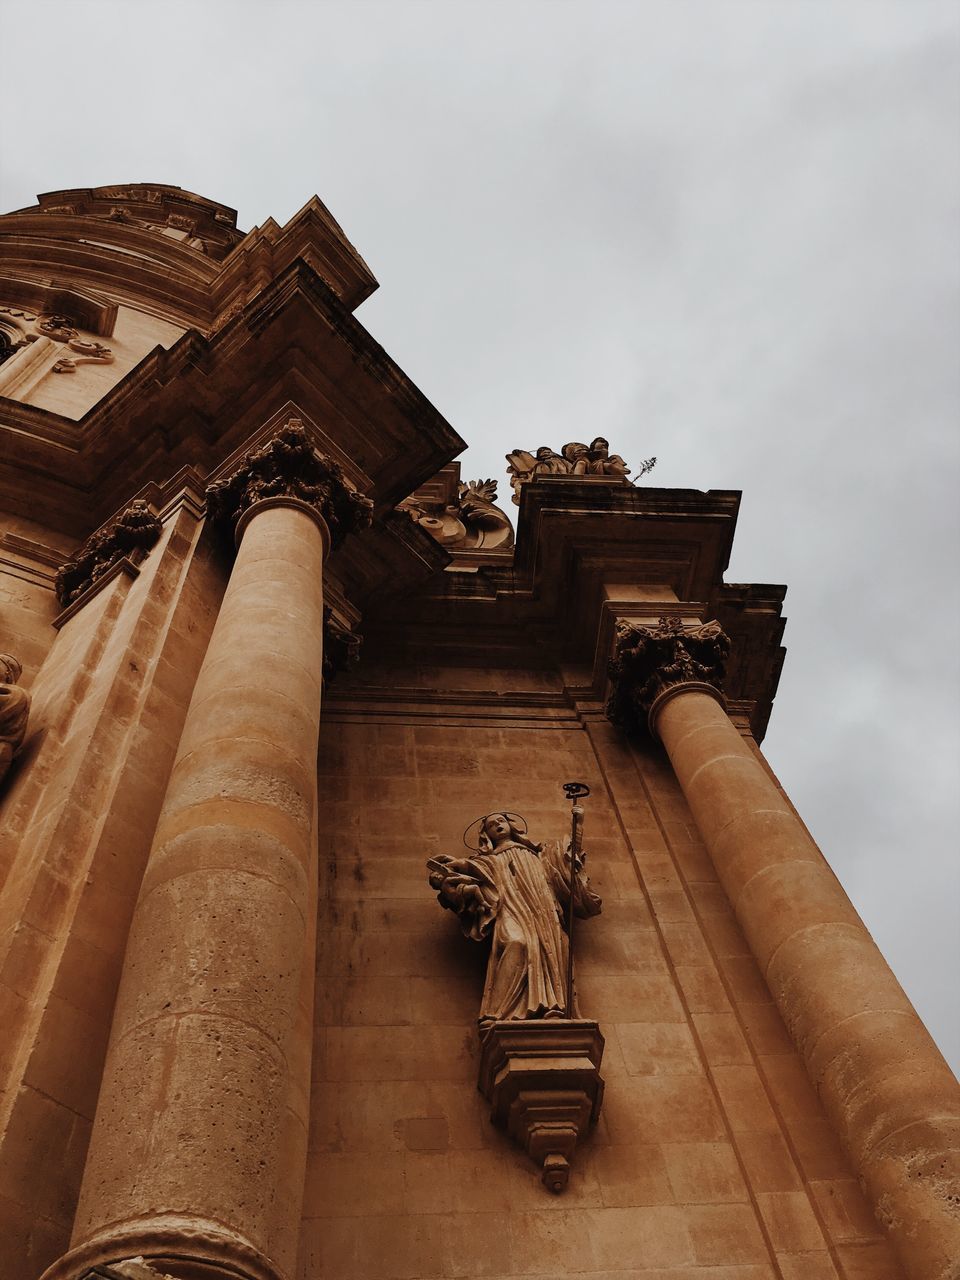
[205, 418, 373, 550]
[55, 499, 162, 607]
[606, 616, 731, 735]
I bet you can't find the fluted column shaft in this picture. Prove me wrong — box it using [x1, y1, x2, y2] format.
[45, 499, 328, 1280]
[651, 681, 960, 1280]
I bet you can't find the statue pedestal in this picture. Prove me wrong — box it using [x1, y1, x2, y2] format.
[478, 1020, 605, 1193]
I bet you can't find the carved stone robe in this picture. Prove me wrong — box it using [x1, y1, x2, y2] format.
[0, 681, 30, 782]
[430, 840, 601, 1024]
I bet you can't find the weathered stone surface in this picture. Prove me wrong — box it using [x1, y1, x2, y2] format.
[0, 179, 934, 1280]
[205, 418, 373, 549]
[427, 811, 601, 1028]
[55, 501, 162, 607]
[651, 683, 960, 1279]
[606, 615, 731, 734]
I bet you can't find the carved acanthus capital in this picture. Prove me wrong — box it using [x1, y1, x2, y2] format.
[606, 616, 731, 734]
[0, 654, 30, 785]
[205, 419, 373, 550]
[55, 500, 163, 607]
[323, 607, 362, 685]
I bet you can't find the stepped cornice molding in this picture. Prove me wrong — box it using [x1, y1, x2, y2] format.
[1, 188, 377, 327]
[0, 260, 464, 536]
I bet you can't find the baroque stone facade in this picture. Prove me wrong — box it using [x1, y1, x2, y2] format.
[0, 183, 957, 1280]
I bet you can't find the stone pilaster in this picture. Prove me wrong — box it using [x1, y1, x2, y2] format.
[43, 422, 371, 1280]
[607, 618, 960, 1280]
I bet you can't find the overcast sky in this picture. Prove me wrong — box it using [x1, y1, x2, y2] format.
[3, 0, 958, 1071]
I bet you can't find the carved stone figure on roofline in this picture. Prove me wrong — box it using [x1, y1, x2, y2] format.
[506, 438, 656, 503]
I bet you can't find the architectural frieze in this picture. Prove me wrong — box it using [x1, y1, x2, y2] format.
[606, 615, 731, 733]
[204, 418, 373, 549]
[54, 499, 162, 607]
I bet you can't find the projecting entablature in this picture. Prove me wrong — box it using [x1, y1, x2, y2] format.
[0, 183, 377, 352]
[355, 471, 787, 741]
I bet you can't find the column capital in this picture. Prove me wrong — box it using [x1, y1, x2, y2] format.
[606, 616, 731, 736]
[205, 418, 373, 551]
[55, 499, 163, 607]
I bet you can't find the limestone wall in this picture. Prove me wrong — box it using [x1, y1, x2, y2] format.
[0, 512, 71, 682]
[302, 685, 904, 1280]
[0, 508, 225, 1276]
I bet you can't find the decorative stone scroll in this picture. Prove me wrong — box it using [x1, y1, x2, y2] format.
[396, 477, 514, 551]
[606, 616, 731, 735]
[55, 500, 163, 607]
[0, 655, 30, 785]
[205, 418, 373, 549]
[427, 809, 604, 1191]
[52, 338, 115, 373]
[505, 438, 656, 504]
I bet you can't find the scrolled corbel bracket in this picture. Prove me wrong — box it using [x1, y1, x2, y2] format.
[478, 1019, 605, 1193]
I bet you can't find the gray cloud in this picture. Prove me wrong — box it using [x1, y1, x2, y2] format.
[3, 0, 957, 1069]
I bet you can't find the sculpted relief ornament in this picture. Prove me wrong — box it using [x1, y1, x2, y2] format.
[397, 477, 514, 552]
[55, 500, 163, 608]
[0, 655, 30, 785]
[205, 418, 374, 547]
[607, 616, 731, 735]
[505, 437, 656, 504]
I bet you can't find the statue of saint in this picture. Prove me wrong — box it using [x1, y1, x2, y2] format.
[585, 436, 630, 477]
[0, 655, 30, 785]
[505, 447, 571, 502]
[427, 812, 601, 1030]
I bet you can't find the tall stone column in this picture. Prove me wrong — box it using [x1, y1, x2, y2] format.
[607, 617, 960, 1280]
[44, 422, 372, 1280]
